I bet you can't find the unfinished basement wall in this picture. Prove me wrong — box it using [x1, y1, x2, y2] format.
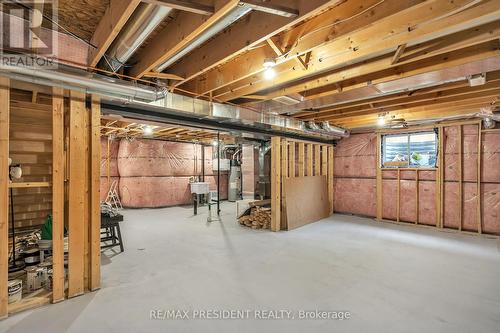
[334, 126, 500, 235]
[100, 138, 228, 208]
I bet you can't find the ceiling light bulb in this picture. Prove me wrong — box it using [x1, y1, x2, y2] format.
[212, 140, 219, 146]
[143, 126, 153, 135]
[377, 116, 386, 126]
[263, 58, 276, 68]
[263, 67, 276, 80]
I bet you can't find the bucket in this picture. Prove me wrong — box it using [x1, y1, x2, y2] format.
[8, 279, 22, 303]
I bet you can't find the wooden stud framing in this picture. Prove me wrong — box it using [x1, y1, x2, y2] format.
[376, 134, 382, 221]
[270, 137, 281, 232]
[321, 145, 328, 176]
[289, 141, 295, 178]
[298, 142, 305, 177]
[52, 87, 65, 303]
[328, 146, 334, 214]
[314, 145, 320, 176]
[271, 138, 335, 231]
[68, 91, 86, 297]
[477, 123, 482, 234]
[439, 128, 444, 228]
[415, 170, 419, 225]
[458, 125, 463, 231]
[397, 169, 400, 222]
[0, 77, 9, 319]
[281, 139, 288, 230]
[90, 96, 101, 290]
[307, 143, 313, 176]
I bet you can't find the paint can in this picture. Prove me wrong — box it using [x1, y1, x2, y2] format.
[8, 279, 22, 303]
[24, 247, 40, 266]
[25, 266, 48, 292]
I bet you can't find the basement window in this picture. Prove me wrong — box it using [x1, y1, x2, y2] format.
[381, 131, 438, 168]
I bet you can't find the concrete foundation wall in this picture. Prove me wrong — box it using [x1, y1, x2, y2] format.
[334, 129, 500, 235]
[100, 138, 228, 208]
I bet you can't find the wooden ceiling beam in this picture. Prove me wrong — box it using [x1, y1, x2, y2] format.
[88, 0, 141, 67]
[182, 0, 419, 94]
[141, 0, 214, 15]
[128, 0, 241, 78]
[211, 0, 500, 101]
[308, 84, 500, 121]
[168, 0, 340, 88]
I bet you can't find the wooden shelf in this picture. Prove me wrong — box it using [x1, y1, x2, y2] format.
[8, 289, 52, 315]
[8, 182, 51, 188]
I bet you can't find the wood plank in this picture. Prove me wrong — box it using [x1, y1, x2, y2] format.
[321, 145, 327, 176]
[270, 137, 281, 232]
[439, 127, 444, 228]
[90, 96, 101, 291]
[415, 170, 419, 224]
[376, 134, 382, 221]
[328, 146, 334, 214]
[458, 125, 463, 231]
[298, 142, 305, 177]
[51, 87, 65, 303]
[281, 139, 288, 230]
[314, 145, 320, 176]
[8, 182, 50, 188]
[88, 0, 141, 66]
[397, 169, 400, 222]
[68, 91, 86, 297]
[141, 0, 214, 15]
[307, 143, 313, 176]
[8, 290, 51, 315]
[477, 122, 482, 234]
[288, 141, 295, 178]
[0, 77, 9, 319]
[285, 176, 329, 230]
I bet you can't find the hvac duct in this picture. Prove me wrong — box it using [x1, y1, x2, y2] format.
[0, 63, 340, 141]
[155, 4, 252, 71]
[0, 64, 166, 101]
[104, 3, 172, 72]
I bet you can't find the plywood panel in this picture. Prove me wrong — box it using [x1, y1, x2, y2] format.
[285, 176, 330, 230]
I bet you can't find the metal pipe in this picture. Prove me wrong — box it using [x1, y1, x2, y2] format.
[0, 63, 340, 140]
[104, 4, 172, 72]
[156, 4, 252, 71]
[0, 63, 166, 101]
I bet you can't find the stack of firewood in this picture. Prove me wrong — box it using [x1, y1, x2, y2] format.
[238, 206, 271, 229]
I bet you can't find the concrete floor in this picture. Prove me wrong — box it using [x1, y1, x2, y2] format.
[1, 202, 500, 333]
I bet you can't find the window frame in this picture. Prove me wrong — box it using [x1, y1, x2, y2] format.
[380, 130, 438, 169]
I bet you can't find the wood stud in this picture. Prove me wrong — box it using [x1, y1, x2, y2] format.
[0, 77, 9, 319]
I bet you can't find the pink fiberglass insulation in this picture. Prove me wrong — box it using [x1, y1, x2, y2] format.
[482, 132, 500, 182]
[100, 138, 119, 177]
[334, 178, 376, 217]
[443, 125, 479, 182]
[119, 175, 228, 208]
[334, 133, 376, 178]
[443, 182, 479, 232]
[334, 126, 500, 235]
[118, 139, 210, 177]
[483, 183, 500, 234]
